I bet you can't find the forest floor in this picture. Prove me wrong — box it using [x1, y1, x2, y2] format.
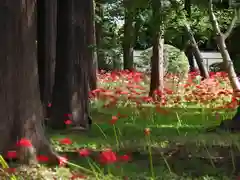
[47, 107, 240, 180]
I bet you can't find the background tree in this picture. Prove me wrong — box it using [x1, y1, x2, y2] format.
[208, 0, 240, 130]
[149, 0, 165, 96]
[122, 0, 135, 70]
[50, 0, 92, 130]
[0, 0, 57, 164]
[88, 0, 98, 91]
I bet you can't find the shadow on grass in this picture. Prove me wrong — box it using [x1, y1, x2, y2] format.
[48, 108, 240, 179]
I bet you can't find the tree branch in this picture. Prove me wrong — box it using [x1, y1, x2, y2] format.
[208, 0, 222, 35]
[224, 9, 238, 40]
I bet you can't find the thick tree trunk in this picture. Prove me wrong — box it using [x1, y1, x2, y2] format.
[0, 0, 57, 164]
[184, 23, 209, 78]
[50, 0, 92, 130]
[123, 0, 134, 70]
[37, 0, 57, 118]
[87, 0, 97, 91]
[149, 0, 164, 97]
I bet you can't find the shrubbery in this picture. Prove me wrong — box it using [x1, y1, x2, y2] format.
[136, 44, 189, 77]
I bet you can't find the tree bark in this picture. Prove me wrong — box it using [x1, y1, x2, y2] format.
[149, 0, 164, 97]
[184, 23, 209, 78]
[50, 0, 92, 130]
[0, 0, 57, 164]
[185, 45, 196, 72]
[123, 0, 135, 70]
[37, 0, 57, 118]
[87, 0, 97, 91]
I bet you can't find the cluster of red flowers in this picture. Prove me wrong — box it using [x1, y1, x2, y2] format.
[89, 70, 235, 109]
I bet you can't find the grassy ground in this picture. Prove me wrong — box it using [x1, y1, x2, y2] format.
[46, 106, 240, 179]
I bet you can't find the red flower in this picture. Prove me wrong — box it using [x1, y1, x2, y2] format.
[17, 138, 32, 147]
[6, 151, 17, 159]
[59, 138, 72, 145]
[78, 148, 91, 157]
[58, 156, 68, 166]
[4, 168, 16, 174]
[118, 154, 131, 162]
[110, 116, 118, 125]
[47, 103, 52, 107]
[98, 149, 117, 164]
[64, 114, 72, 117]
[71, 174, 87, 179]
[64, 120, 72, 125]
[37, 155, 49, 162]
[144, 128, 151, 136]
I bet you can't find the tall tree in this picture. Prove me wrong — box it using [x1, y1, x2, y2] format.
[184, 22, 209, 78]
[208, 0, 240, 130]
[95, 2, 106, 70]
[149, 0, 164, 97]
[50, 0, 92, 130]
[37, 0, 57, 117]
[183, 0, 209, 78]
[0, 0, 56, 163]
[123, 0, 135, 70]
[87, 0, 98, 91]
[184, 0, 196, 72]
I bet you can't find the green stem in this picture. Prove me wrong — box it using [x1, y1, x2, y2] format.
[146, 136, 155, 179]
[113, 125, 119, 151]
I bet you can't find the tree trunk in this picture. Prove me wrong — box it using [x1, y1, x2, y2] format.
[149, 0, 164, 97]
[123, 0, 134, 70]
[185, 45, 196, 72]
[50, 0, 92, 130]
[37, 0, 57, 118]
[184, 23, 209, 78]
[184, 0, 195, 72]
[208, 0, 240, 131]
[0, 0, 57, 164]
[95, 2, 105, 69]
[87, 0, 97, 91]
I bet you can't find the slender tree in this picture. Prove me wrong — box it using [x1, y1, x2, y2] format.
[149, 0, 164, 97]
[87, 0, 98, 91]
[184, 22, 209, 78]
[95, 2, 105, 69]
[208, 0, 240, 131]
[50, 0, 92, 130]
[0, 0, 57, 163]
[123, 0, 135, 70]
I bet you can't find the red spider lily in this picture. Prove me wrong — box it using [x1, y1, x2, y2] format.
[71, 174, 87, 179]
[98, 149, 117, 165]
[118, 154, 131, 162]
[58, 156, 68, 166]
[144, 128, 151, 136]
[37, 155, 49, 162]
[17, 138, 32, 147]
[110, 116, 118, 125]
[64, 120, 72, 125]
[6, 151, 17, 159]
[4, 168, 16, 174]
[64, 114, 72, 117]
[59, 138, 72, 145]
[78, 148, 91, 157]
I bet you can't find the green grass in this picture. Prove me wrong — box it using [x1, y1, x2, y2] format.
[47, 107, 240, 179]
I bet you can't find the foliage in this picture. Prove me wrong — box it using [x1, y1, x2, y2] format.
[136, 44, 189, 77]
